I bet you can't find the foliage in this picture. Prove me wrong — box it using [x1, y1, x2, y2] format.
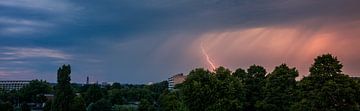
[108, 88, 125, 105]
[179, 54, 360, 111]
[21, 102, 31, 111]
[70, 95, 87, 111]
[208, 67, 244, 111]
[292, 54, 360, 111]
[182, 67, 245, 111]
[112, 104, 137, 111]
[18, 80, 52, 103]
[87, 98, 112, 111]
[309, 54, 343, 77]
[119, 88, 154, 104]
[145, 81, 168, 100]
[239, 65, 267, 111]
[44, 100, 52, 111]
[53, 64, 75, 111]
[138, 99, 156, 111]
[232, 68, 248, 80]
[0, 91, 17, 105]
[111, 82, 122, 89]
[159, 90, 188, 111]
[181, 68, 214, 111]
[0, 101, 14, 111]
[256, 64, 298, 111]
[83, 84, 104, 105]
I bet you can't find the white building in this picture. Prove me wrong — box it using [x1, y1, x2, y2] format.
[0, 80, 31, 91]
[168, 73, 187, 90]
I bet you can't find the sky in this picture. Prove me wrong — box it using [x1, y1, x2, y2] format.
[0, 0, 360, 83]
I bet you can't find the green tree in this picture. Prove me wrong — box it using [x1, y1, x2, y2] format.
[182, 67, 245, 111]
[53, 64, 75, 111]
[0, 101, 13, 111]
[145, 81, 168, 100]
[309, 54, 343, 77]
[243, 65, 267, 111]
[159, 91, 188, 111]
[112, 104, 137, 111]
[138, 99, 155, 111]
[83, 84, 104, 105]
[44, 100, 52, 111]
[182, 68, 215, 111]
[0, 90, 17, 107]
[292, 54, 360, 111]
[119, 87, 154, 104]
[108, 88, 124, 105]
[232, 68, 248, 80]
[70, 95, 87, 111]
[87, 99, 112, 111]
[256, 64, 298, 111]
[207, 67, 244, 110]
[21, 102, 31, 111]
[18, 80, 52, 104]
[111, 82, 122, 89]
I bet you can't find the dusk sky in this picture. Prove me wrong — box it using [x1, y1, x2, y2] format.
[1, 0, 360, 83]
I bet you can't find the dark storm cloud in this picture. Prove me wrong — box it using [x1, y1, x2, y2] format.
[71, 0, 360, 33]
[0, 0, 359, 83]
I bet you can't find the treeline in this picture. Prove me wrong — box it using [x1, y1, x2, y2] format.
[161, 54, 360, 111]
[0, 65, 169, 111]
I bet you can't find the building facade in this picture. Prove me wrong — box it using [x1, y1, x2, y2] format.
[0, 80, 31, 91]
[168, 73, 187, 90]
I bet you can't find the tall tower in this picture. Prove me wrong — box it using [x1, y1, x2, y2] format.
[86, 76, 89, 85]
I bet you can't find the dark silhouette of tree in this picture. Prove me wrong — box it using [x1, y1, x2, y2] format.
[159, 90, 188, 111]
[182, 67, 245, 111]
[108, 88, 124, 105]
[18, 80, 52, 104]
[243, 65, 267, 111]
[232, 68, 248, 80]
[53, 64, 75, 111]
[256, 64, 298, 111]
[138, 99, 155, 111]
[21, 102, 31, 111]
[182, 68, 215, 111]
[83, 84, 104, 105]
[111, 82, 122, 89]
[87, 99, 112, 111]
[43, 100, 52, 111]
[207, 67, 244, 110]
[0, 101, 13, 111]
[70, 95, 86, 111]
[309, 54, 343, 77]
[145, 81, 168, 100]
[292, 54, 360, 111]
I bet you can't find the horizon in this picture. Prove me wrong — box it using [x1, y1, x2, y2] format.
[1, 0, 360, 84]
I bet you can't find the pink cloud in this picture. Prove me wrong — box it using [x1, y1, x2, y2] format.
[0, 69, 35, 79]
[2, 47, 72, 60]
[186, 19, 360, 77]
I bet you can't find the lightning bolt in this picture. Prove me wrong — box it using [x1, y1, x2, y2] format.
[201, 41, 216, 71]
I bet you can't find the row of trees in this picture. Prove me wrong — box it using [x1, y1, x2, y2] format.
[1, 54, 359, 111]
[0, 64, 169, 111]
[159, 54, 360, 111]
[49, 65, 169, 111]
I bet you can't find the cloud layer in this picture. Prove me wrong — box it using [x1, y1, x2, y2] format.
[0, 0, 360, 83]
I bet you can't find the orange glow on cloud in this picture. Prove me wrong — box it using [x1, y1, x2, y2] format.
[189, 21, 360, 77]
